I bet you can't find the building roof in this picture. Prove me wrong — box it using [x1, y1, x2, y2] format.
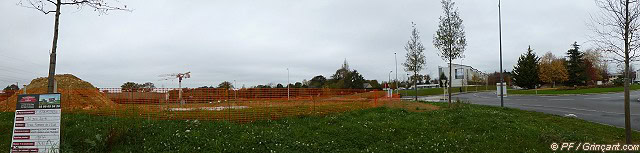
[363, 83, 373, 88]
[438, 63, 485, 75]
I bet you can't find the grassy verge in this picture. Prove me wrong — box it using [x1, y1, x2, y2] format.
[2, 102, 638, 152]
[509, 85, 640, 95]
[400, 85, 497, 96]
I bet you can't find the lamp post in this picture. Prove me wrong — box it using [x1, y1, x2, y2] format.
[394, 52, 398, 95]
[388, 70, 393, 97]
[498, 0, 504, 107]
[287, 68, 290, 100]
[234, 80, 237, 100]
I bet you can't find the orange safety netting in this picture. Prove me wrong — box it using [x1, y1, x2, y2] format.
[1, 88, 399, 123]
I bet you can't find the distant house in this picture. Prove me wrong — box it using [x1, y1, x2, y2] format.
[438, 63, 486, 87]
[363, 83, 373, 89]
[614, 70, 640, 84]
[609, 73, 621, 83]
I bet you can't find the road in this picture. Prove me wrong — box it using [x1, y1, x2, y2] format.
[426, 91, 640, 130]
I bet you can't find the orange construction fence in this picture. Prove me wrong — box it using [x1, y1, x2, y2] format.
[1, 88, 399, 123]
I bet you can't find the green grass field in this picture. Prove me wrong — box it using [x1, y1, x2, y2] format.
[399, 85, 497, 96]
[2, 102, 637, 152]
[509, 85, 640, 95]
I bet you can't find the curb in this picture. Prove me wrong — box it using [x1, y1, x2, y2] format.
[508, 89, 640, 96]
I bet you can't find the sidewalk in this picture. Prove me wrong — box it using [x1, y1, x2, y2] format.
[402, 91, 490, 102]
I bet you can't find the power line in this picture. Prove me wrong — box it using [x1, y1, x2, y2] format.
[0, 66, 44, 76]
[0, 78, 18, 82]
[0, 54, 49, 68]
[0, 75, 30, 81]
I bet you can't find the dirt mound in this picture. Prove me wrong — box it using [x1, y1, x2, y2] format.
[0, 74, 116, 112]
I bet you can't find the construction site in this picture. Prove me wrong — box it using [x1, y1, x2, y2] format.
[0, 74, 430, 123]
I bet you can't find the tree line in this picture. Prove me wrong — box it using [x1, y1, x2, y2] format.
[250, 60, 382, 89]
[511, 42, 611, 89]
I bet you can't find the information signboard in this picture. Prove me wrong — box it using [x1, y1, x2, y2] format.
[11, 93, 61, 153]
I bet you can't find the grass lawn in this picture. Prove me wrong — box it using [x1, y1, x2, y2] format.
[509, 85, 640, 95]
[2, 102, 638, 152]
[400, 85, 497, 96]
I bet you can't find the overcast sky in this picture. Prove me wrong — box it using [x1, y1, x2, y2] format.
[0, 0, 604, 88]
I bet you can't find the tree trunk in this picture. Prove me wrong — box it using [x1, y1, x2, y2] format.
[448, 60, 452, 105]
[47, 1, 61, 93]
[414, 72, 418, 101]
[624, 0, 632, 145]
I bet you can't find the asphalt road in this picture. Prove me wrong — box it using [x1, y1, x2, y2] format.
[429, 91, 640, 130]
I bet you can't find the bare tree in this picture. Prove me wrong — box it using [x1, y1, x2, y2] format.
[433, 0, 466, 105]
[588, 0, 640, 144]
[403, 22, 426, 101]
[18, 0, 130, 93]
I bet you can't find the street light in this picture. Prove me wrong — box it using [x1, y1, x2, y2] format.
[389, 70, 393, 97]
[287, 68, 290, 100]
[394, 52, 398, 95]
[234, 80, 237, 100]
[498, 0, 504, 107]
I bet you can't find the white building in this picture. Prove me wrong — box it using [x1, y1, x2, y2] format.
[438, 64, 486, 87]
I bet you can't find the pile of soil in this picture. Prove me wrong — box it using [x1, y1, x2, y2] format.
[0, 74, 116, 112]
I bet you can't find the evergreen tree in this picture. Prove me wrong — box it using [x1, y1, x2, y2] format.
[565, 42, 587, 86]
[439, 72, 448, 87]
[512, 46, 540, 89]
[3, 84, 19, 92]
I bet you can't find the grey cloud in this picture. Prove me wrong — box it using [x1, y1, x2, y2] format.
[0, 0, 604, 88]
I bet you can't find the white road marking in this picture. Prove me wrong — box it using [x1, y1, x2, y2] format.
[550, 99, 573, 101]
[515, 104, 640, 116]
[584, 97, 607, 100]
[564, 114, 578, 117]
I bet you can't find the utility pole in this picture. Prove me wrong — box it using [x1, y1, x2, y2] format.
[47, 1, 61, 94]
[498, 0, 504, 107]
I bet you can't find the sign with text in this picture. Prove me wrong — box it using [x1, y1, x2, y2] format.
[11, 94, 61, 153]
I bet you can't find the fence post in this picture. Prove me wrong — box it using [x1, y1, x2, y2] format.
[268, 100, 272, 121]
[311, 96, 315, 115]
[374, 93, 378, 107]
[227, 97, 231, 121]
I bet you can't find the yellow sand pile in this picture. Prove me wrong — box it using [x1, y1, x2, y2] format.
[0, 74, 116, 112]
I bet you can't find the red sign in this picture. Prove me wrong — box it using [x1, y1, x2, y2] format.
[16, 111, 35, 115]
[15, 123, 25, 127]
[12, 142, 35, 146]
[11, 148, 38, 153]
[13, 136, 30, 140]
[14, 129, 30, 133]
[18, 96, 37, 102]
